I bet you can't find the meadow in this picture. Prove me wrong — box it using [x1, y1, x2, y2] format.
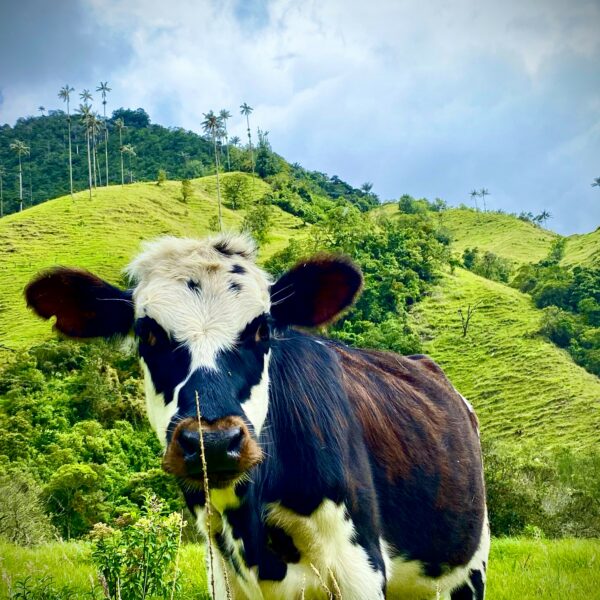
[2, 538, 599, 599]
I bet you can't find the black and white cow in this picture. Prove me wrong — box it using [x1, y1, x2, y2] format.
[26, 234, 489, 599]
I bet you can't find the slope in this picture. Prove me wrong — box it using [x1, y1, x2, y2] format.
[0, 173, 304, 352]
[562, 226, 600, 267]
[414, 268, 600, 451]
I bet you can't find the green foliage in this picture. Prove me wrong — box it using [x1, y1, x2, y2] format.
[266, 205, 450, 353]
[241, 202, 273, 245]
[222, 172, 250, 209]
[462, 247, 512, 283]
[485, 444, 600, 538]
[0, 473, 57, 546]
[180, 179, 193, 203]
[0, 340, 178, 540]
[156, 169, 167, 186]
[90, 496, 183, 600]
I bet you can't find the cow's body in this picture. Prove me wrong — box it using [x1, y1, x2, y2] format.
[25, 234, 489, 599]
[186, 332, 488, 600]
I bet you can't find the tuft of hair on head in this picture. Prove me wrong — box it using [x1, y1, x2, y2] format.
[125, 234, 259, 285]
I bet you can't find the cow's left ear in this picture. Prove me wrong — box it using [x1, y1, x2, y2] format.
[25, 267, 134, 338]
[270, 255, 362, 327]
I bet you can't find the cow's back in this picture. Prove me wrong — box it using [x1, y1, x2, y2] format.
[332, 344, 486, 578]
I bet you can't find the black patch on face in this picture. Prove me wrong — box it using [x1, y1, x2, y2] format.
[135, 316, 191, 405]
[231, 264, 246, 275]
[187, 279, 201, 293]
[174, 314, 270, 425]
[229, 281, 242, 294]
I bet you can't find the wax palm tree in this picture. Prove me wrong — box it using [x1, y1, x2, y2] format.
[58, 85, 75, 197]
[76, 103, 94, 199]
[121, 144, 136, 183]
[470, 189, 479, 211]
[361, 182, 373, 194]
[219, 109, 232, 172]
[592, 177, 600, 188]
[114, 118, 126, 185]
[10, 140, 30, 212]
[0, 165, 5, 217]
[230, 136, 240, 147]
[90, 112, 102, 186]
[240, 102, 255, 177]
[80, 89, 92, 103]
[539, 210, 551, 227]
[96, 81, 111, 186]
[38, 106, 46, 116]
[202, 110, 224, 231]
[479, 188, 490, 212]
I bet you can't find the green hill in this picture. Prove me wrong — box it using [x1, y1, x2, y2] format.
[562, 226, 600, 267]
[415, 269, 600, 451]
[0, 173, 303, 352]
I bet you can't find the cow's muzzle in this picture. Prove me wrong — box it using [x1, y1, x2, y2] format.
[162, 416, 262, 489]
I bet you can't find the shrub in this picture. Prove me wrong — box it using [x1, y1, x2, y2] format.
[156, 169, 167, 186]
[241, 203, 272, 245]
[180, 179, 193, 203]
[90, 496, 184, 600]
[222, 173, 250, 210]
[538, 306, 578, 348]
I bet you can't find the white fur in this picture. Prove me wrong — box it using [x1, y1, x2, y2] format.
[386, 510, 490, 600]
[241, 354, 271, 435]
[127, 235, 271, 371]
[140, 359, 179, 447]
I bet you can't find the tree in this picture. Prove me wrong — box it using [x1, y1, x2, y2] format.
[229, 135, 241, 147]
[90, 112, 102, 187]
[470, 189, 479, 211]
[0, 164, 5, 217]
[242, 202, 272, 245]
[223, 173, 250, 209]
[202, 110, 224, 231]
[38, 106, 45, 116]
[157, 168, 167, 186]
[114, 117, 126, 185]
[10, 139, 30, 211]
[240, 102, 255, 177]
[537, 210, 551, 227]
[479, 188, 490, 212]
[96, 82, 111, 186]
[121, 144, 136, 183]
[458, 301, 482, 337]
[58, 85, 75, 197]
[181, 178, 193, 202]
[219, 109, 232, 172]
[591, 177, 600, 188]
[76, 103, 94, 199]
[361, 182, 373, 194]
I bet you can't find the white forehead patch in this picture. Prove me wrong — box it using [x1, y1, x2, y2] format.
[126, 234, 272, 369]
[241, 353, 271, 436]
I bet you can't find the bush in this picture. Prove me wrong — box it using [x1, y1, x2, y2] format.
[462, 247, 512, 283]
[180, 179, 193, 203]
[222, 173, 250, 210]
[90, 496, 184, 600]
[241, 203, 272, 245]
[538, 306, 578, 348]
[156, 169, 167, 186]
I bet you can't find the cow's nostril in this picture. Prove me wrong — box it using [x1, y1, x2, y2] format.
[178, 429, 200, 457]
[227, 427, 244, 456]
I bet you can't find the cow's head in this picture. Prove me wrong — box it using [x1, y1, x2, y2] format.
[25, 234, 362, 491]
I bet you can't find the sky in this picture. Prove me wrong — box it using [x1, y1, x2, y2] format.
[1, 0, 599, 234]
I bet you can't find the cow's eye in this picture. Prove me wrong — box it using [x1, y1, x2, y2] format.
[255, 321, 270, 343]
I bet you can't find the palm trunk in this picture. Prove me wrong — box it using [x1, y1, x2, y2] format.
[245, 115, 255, 177]
[119, 130, 124, 186]
[225, 133, 231, 172]
[213, 135, 223, 231]
[67, 103, 74, 198]
[103, 105, 109, 187]
[86, 129, 93, 200]
[18, 156, 23, 212]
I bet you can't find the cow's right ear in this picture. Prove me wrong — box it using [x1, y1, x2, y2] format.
[25, 267, 134, 338]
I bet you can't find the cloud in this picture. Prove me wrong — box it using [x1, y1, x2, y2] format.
[1, 0, 599, 233]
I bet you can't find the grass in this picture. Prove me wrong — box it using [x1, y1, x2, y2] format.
[414, 268, 600, 451]
[562, 225, 600, 267]
[1, 538, 598, 599]
[0, 173, 304, 355]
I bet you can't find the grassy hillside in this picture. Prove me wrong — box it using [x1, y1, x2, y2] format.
[0, 173, 304, 352]
[415, 268, 600, 451]
[3, 538, 599, 600]
[562, 225, 600, 267]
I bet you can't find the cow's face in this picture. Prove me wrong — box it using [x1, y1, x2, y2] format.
[25, 234, 362, 491]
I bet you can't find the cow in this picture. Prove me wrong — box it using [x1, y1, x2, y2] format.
[25, 233, 489, 600]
